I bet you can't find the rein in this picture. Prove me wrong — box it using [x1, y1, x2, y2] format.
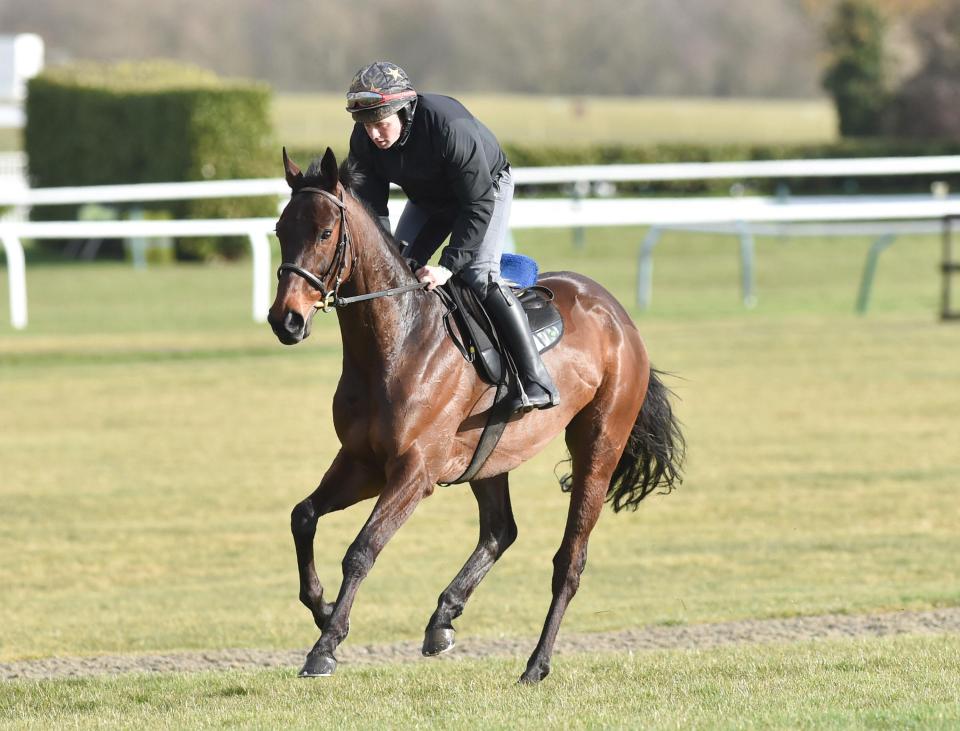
[327, 281, 428, 308]
[277, 185, 427, 311]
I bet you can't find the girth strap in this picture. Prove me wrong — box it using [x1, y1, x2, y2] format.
[436, 285, 520, 486]
[439, 380, 514, 486]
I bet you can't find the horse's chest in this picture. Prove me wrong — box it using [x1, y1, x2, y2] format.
[331, 382, 372, 447]
[331, 381, 404, 454]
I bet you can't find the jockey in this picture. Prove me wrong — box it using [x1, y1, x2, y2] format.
[344, 61, 559, 413]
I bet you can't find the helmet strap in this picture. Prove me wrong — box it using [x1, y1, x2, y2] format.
[396, 97, 418, 148]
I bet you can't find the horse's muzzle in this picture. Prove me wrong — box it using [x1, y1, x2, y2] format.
[269, 308, 311, 345]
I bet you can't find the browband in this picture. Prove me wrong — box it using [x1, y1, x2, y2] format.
[294, 186, 345, 208]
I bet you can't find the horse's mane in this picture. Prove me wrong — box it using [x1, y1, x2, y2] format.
[337, 157, 366, 192]
[301, 155, 365, 194]
[301, 154, 419, 285]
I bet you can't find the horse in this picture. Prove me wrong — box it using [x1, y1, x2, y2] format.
[267, 147, 685, 684]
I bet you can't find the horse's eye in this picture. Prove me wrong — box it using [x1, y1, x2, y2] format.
[320, 229, 333, 240]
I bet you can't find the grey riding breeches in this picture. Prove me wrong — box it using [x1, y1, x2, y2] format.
[395, 166, 514, 297]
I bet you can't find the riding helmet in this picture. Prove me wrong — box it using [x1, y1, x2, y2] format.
[345, 61, 418, 124]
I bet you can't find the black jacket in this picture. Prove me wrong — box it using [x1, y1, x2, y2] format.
[347, 93, 509, 274]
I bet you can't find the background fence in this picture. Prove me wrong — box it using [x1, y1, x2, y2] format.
[3, 155, 960, 329]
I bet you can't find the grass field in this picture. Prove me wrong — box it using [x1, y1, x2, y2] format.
[3, 636, 959, 729]
[273, 93, 837, 152]
[1, 227, 959, 725]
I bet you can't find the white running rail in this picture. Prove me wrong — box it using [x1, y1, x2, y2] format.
[2, 155, 960, 206]
[5, 154, 960, 329]
[3, 193, 960, 330]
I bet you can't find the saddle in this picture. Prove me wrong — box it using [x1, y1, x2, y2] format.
[434, 255, 565, 486]
[438, 280, 564, 386]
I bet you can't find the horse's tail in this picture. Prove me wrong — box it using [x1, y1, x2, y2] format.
[606, 367, 685, 512]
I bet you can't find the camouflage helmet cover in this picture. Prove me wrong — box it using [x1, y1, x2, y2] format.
[345, 61, 417, 123]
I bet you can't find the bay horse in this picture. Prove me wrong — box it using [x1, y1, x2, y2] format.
[268, 148, 684, 683]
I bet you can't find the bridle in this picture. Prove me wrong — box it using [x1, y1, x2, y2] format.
[277, 185, 427, 311]
[277, 186, 353, 312]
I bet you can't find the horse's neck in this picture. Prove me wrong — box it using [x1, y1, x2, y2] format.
[335, 200, 442, 371]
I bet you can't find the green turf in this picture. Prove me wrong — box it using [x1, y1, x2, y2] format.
[273, 93, 837, 152]
[2, 228, 958, 663]
[2, 636, 959, 730]
[2, 226, 959, 726]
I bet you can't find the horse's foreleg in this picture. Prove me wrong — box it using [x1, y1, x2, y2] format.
[422, 474, 517, 656]
[299, 452, 432, 677]
[291, 451, 381, 631]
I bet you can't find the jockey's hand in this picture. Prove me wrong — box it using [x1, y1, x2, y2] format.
[416, 265, 453, 291]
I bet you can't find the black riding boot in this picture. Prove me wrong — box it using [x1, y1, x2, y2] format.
[483, 283, 560, 413]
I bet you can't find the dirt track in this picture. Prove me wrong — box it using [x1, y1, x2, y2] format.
[3, 608, 958, 681]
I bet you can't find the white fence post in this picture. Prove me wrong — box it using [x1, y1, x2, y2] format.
[248, 229, 272, 323]
[1, 232, 27, 329]
[637, 226, 662, 309]
[735, 222, 757, 308]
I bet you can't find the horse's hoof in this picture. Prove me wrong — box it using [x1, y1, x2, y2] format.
[298, 652, 337, 677]
[518, 664, 550, 684]
[422, 627, 456, 656]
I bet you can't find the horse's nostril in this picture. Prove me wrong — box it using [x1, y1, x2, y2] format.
[284, 310, 305, 335]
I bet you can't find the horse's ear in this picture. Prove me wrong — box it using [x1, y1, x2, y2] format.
[282, 147, 303, 189]
[319, 147, 339, 191]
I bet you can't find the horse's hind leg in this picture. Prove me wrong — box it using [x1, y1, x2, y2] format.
[422, 474, 517, 656]
[520, 400, 637, 684]
[291, 450, 381, 631]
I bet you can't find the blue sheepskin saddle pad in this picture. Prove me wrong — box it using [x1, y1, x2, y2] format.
[500, 252, 539, 289]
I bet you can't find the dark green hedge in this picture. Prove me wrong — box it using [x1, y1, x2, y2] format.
[25, 61, 277, 260]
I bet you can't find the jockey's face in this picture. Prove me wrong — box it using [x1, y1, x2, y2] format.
[364, 114, 403, 150]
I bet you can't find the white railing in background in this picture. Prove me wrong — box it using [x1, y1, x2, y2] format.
[0, 177, 288, 206]
[0, 218, 274, 330]
[4, 154, 960, 330]
[505, 194, 960, 228]
[3, 155, 960, 207]
[509, 156, 960, 185]
[4, 193, 960, 330]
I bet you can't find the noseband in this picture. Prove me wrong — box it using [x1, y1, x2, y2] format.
[277, 186, 353, 312]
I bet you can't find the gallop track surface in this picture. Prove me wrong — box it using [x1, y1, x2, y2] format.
[3, 608, 958, 680]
